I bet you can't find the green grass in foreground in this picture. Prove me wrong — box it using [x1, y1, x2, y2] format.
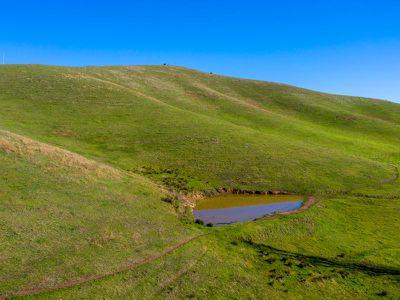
[0, 65, 399, 299]
[15, 194, 400, 299]
[0, 130, 197, 295]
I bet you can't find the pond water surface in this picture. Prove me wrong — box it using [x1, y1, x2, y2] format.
[193, 194, 303, 226]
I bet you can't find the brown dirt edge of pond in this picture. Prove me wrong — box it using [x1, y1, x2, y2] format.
[258, 196, 316, 221]
[207, 188, 296, 196]
[0, 235, 205, 300]
[179, 188, 298, 208]
[279, 196, 316, 215]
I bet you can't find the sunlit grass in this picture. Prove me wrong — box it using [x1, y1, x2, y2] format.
[0, 65, 399, 299]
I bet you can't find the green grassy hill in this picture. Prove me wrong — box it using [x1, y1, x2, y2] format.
[0, 65, 399, 299]
[1, 65, 399, 193]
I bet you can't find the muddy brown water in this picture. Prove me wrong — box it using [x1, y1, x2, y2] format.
[193, 194, 303, 226]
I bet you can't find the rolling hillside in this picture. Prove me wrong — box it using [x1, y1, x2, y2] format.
[0, 65, 399, 193]
[0, 65, 399, 299]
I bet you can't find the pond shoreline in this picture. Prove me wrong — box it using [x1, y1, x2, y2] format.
[219, 188, 296, 196]
[192, 193, 310, 226]
[264, 196, 316, 218]
[179, 188, 298, 208]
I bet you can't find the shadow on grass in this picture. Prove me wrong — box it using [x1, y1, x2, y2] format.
[244, 240, 400, 277]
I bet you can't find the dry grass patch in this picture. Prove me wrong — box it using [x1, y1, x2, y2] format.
[0, 130, 121, 180]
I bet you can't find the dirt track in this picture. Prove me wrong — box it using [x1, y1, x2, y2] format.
[1, 235, 205, 299]
[1, 196, 318, 299]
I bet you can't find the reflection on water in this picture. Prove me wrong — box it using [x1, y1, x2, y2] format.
[193, 194, 303, 226]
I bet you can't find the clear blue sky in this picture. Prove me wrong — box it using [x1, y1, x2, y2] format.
[1, 0, 399, 102]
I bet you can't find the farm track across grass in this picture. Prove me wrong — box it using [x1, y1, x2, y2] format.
[0, 65, 399, 299]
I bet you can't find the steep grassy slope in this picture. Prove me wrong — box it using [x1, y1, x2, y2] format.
[0, 130, 198, 296]
[0, 65, 399, 193]
[1, 130, 399, 299]
[0, 65, 399, 299]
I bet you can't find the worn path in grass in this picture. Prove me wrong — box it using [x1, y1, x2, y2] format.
[2, 235, 206, 299]
[2, 196, 317, 299]
[0, 234, 205, 300]
[4, 198, 320, 299]
[1, 65, 399, 299]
